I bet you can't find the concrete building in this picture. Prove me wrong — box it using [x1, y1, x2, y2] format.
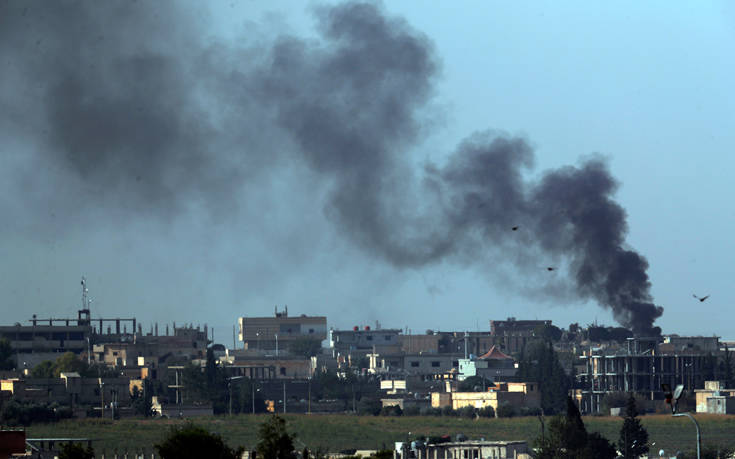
[1, 375, 131, 409]
[432, 382, 540, 413]
[490, 318, 551, 355]
[695, 381, 735, 414]
[239, 307, 327, 352]
[330, 327, 402, 360]
[395, 440, 529, 459]
[576, 337, 713, 413]
[222, 353, 314, 379]
[457, 346, 516, 382]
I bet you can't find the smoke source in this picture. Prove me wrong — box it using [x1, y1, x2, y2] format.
[0, 1, 662, 335]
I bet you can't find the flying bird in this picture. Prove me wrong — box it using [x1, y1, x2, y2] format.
[546, 267, 555, 272]
[511, 226, 519, 231]
[692, 294, 710, 302]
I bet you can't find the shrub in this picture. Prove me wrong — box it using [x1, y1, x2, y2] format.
[420, 407, 443, 416]
[496, 403, 516, 418]
[402, 406, 420, 416]
[380, 405, 402, 416]
[440, 405, 455, 417]
[519, 406, 542, 417]
[458, 406, 476, 419]
[478, 406, 495, 418]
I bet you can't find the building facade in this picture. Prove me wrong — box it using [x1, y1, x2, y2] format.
[239, 307, 327, 352]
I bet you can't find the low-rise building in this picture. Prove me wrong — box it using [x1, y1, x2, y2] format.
[395, 440, 530, 459]
[457, 346, 516, 382]
[695, 381, 735, 414]
[431, 382, 540, 413]
[1, 375, 131, 408]
[330, 327, 402, 360]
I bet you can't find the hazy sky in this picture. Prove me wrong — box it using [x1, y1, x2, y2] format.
[1, 1, 733, 343]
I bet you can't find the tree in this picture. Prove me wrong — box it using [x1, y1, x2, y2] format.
[58, 442, 95, 459]
[256, 415, 296, 459]
[457, 376, 488, 392]
[0, 338, 15, 370]
[535, 397, 616, 459]
[517, 341, 569, 414]
[722, 344, 733, 387]
[132, 380, 153, 417]
[155, 423, 243, 459]
[618, 394, 649, 459]
[288, 338, 322, 358]
[533, 324, 562, 342]
[53, 352, 87, 377]
[31, 360, 56, 378]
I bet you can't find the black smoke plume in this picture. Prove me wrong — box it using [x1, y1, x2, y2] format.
[0, 1, 662, 334]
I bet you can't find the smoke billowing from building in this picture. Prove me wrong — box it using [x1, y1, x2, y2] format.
[0, 1, 662, 335]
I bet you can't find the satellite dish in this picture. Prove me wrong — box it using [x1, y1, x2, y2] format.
[674, 384, 685, 401]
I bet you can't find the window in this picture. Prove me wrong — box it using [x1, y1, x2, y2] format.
[431, 361, 440, 367]
[452, 361, 458, 367]
[280, 367, 286, 375]
[309, 329, 314, 334]
[410, 361, 419, 367]
[112, 351, 118, 356]
[366, 335, 373, 341]
[384, 335, 391, 341]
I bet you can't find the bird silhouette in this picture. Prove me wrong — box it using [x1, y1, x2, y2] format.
[693, 294, 710, 302]
[546, 267, 555, 272]
[511, 226, 519, 231]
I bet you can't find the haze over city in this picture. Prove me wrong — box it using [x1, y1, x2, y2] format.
[1, 1, 734, 340]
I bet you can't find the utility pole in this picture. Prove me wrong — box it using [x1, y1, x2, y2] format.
[228, 376, 244, 416]
[99, 379, 104, 419]
[283, 381, 286, 413]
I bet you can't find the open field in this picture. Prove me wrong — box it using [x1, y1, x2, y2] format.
[26, 414, 735, 455]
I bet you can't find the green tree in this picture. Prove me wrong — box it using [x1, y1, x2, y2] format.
[58, 442, 95, 459]
[457, 375, 488, 392]
[131, 379, 153, 417]
[618, 394, 649, 459]
[155, 423, 243, 459]
[535, 397, 616, 459]
[53, 352, 87, 377]
[31, 360, 56, 378]
[0, 338, 15, 370]
[256, 415, 296, 459]
[288, 337, 322, 358]
[533, 324, 562, 342]
[721, 344, 733, 387]
[518, 341, 569, 414]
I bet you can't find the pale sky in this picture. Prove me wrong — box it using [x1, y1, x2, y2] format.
[1, 1, 733, 343]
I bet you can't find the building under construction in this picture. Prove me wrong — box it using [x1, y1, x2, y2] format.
[574, 336, 718, 413]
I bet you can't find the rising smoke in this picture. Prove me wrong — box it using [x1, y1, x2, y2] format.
[0, 1, 662, 334]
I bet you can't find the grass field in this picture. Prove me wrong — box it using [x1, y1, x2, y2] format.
[25, 414, 735, 455]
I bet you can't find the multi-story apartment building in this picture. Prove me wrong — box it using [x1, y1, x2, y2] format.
[238, 307, 327, 353]
[490, 318, 552, 354]
[329, 327, 402, 360]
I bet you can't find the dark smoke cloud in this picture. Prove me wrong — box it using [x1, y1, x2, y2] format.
[0, 1, 662, 334]
[254, 3, 663, 334]
[0, 1, 243, 216]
